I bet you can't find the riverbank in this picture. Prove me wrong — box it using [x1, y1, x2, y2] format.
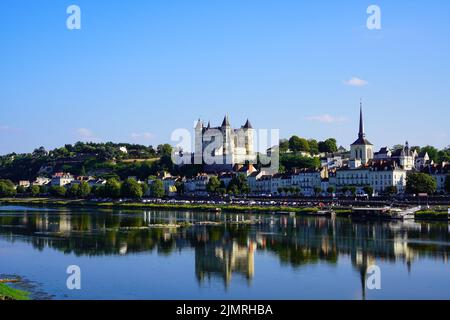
[0, 282, 29, 300]
[0, 198, 448, 221]
[415, 210, 450, 221]
[0, 198, 321, 215]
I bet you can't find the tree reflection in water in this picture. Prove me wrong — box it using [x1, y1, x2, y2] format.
[0, 208, 449, 293]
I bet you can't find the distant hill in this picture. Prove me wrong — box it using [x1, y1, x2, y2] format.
[0, 142, 173, 182]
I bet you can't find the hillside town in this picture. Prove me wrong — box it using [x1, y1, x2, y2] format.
[1, 107, 449, 200]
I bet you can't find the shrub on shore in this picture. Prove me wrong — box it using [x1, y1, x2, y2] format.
[415, 210, 449, 220]
[0, 283, 30, 300]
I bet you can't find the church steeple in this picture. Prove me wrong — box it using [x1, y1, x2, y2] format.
[359, 101, 365, 139]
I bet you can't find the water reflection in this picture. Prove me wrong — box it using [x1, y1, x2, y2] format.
[0, 208, 449, 295]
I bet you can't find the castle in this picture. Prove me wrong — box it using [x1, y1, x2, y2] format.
[194, 116, 257, 172]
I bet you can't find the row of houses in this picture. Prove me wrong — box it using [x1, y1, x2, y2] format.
[19, 173, 107, 189]
[152, 159, 449, 197]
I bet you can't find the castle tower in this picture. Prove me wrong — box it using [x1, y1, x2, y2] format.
[350, 103, 374, 165]
[242, 119, 254, 156]
[221, 115, 233, 165]
[194, 119, 204, 165]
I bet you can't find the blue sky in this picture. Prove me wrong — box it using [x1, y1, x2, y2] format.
[1, 0, 449, 154]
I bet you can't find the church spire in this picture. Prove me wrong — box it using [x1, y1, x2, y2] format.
[359, 100, 365, 139]
[221, 115, 231, 128]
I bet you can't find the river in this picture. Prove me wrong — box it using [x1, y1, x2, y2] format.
[0, 205, 449, 300]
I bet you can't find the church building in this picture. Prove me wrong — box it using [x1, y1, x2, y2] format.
[350, 104, 374, 168]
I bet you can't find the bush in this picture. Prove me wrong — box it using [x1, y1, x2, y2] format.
[0, 180, 17, 197]
[150, 180, 165, 198]
[415, 210, 448, 220]
[49, 186, 67, 197]
[30, 185, 40, 197]
[121, 178, 143, 199]
[406, 173, 437, 194]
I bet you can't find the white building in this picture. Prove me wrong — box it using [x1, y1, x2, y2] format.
[184, 174, 210, 195]
[247, 171, 265, 193]
[270, 174, 292, 194]
[390, 142, 417, 171]
[194, 116, 257, 172]
[291, 168, 325, 196]
[415, 151, 431, 170]
[255, 175, 272, 194]
[51, 173, 74, 187]
[421, 163, 450, 193]
[320, 155, 344, 170]
[369, 161, 407, 194]
[32, 177, 51, 186]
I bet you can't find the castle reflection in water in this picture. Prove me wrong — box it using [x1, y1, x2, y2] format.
[0, 209, 449, 293]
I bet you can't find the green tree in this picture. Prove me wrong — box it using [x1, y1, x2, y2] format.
[157, 144, 173, 157]
[308, 139, 319, 155]
[289, 136, 310, 153]
[67, 184, 80, 198]
[39, 185, 48, 195]
[207, 176, 221, 194]
[140, 183, 149, 196]
[327, 186, 335, 194]
[349, 186, 357, 196]
[318, 138, 338, 153]
[406, 173, 437, 195]
[79, 181, 91, 198]
[0, 180, 16, 197]
[49, 186, 66, 197]
[105, 178, 122, 198]
[121, 178, 143, 199]
[92, 185, 105, 198]
[280, 154, 320, 171]
[30, 185, 40, 197]
[420, 146, 439, 163]
[363, 186, 374, 196]
[227, 174, 250, 195]
[314, 187, 322, 196]
[16, 185, 27, 194]
[385, 186, 398, 195]
[279, 140, 290, 154]
[150, 180, 165, 198]
[217, 188, 226, 196]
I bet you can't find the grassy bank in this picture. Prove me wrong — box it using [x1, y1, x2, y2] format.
[0, 283, 30, 300]
[0, 198, 320, 215]
[415, 210, 449, 221]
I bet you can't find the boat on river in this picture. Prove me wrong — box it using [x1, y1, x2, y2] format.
[351, 206, 421, 221]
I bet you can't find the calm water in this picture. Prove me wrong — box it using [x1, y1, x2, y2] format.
[0, 205, 449, 300]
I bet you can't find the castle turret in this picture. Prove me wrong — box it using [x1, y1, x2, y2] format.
[242, 119, 255, 157]
[194, 119, 204, 164]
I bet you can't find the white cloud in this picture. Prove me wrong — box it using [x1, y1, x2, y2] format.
[344, 77, 368, 87]
[76, 128, 97, 141]
[0, 125, 20, 133]
[306, 114, 347, 123]
[131, 132, 156, 141]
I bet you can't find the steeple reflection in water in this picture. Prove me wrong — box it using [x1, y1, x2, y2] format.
[0, 207, 449, 299]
